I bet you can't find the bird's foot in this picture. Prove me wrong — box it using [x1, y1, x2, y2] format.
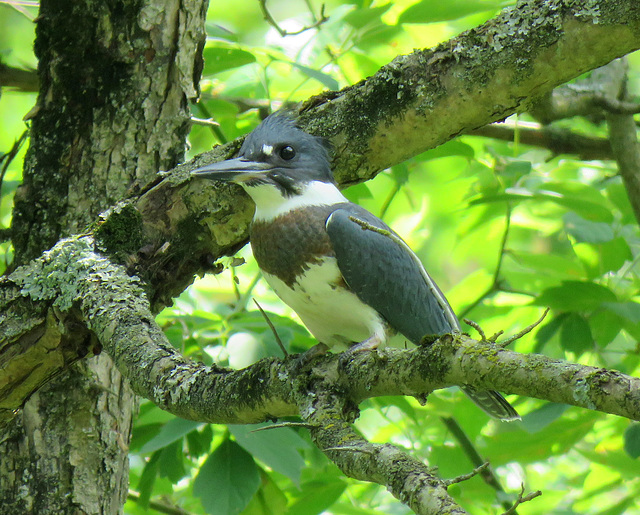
[338, 334, 382, 367]
[289, 342, 329, 372]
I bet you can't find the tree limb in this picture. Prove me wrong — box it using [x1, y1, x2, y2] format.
[3, 236, 639, 427]
[467, 121, 613, 160]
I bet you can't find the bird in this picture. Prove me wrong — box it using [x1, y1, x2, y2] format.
[192, 111, 519, 421]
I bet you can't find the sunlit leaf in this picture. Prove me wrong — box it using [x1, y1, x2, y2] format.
[420, 140, 475, 161]
[480, 412, 600, 465]
[344, 5, 392, 28]
[398, 0, 513, 24]
[241, 470, 288, 515]
[203, 44, 256, 76]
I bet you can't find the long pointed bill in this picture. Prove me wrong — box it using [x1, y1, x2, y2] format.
[191, 157, 274, 183]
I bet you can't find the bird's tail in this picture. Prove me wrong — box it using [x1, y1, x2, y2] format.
[460, 385, 520, 421]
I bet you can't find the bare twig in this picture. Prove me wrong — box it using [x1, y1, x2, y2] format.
[593, 94, 640, 115]
[460, 203, 512, 319]
[489, 330, 504, 342]
[606, 109, 640, 226]
[253, 298, 288, 357]
[501, 485, 543, 515]
[259, 0, 328, 37]
[189, 117, 220, 128]
[467, 121, 613, 160]
[463, 318, 487, 341]
[0, 130, 29, 221]
[127, 490, 193, 515]
[443, 462, 490, 486]
[498, 308, 550, 348]
[440, 417, 514, 512]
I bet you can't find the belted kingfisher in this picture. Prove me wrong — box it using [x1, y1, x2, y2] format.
[192, 111, 519, 421]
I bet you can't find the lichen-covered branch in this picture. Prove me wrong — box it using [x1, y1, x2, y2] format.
[3, 235, 640, 426]
[296, 386, 467, 515]
[3, 235, 638, 512]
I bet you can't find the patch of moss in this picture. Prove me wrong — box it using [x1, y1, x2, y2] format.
[94, 202, 144, 261]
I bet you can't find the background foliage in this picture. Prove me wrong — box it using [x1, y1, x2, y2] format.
[1, 0, 639, 513]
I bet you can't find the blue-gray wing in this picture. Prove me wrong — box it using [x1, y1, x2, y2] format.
[326, 206, 520, 421]
[326, 206, 459, 344]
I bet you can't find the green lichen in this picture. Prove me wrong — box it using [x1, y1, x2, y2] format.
[10, 235, 145, 322]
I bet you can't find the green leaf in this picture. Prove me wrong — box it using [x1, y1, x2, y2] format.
[344, 5, 391, 28]
[541, 182, 614, 222]
[560, 313, 593, 354]
[623, 423, 640, 459]
[130, 423, 163, 453]
[240, 470, 288, 515]
[389, 163, 410, 186]
[535, 281, 617, 311]
[521, 403, 568, 433]
[398, 0, 512, 24]
[289, 62, 339, 90]
[343, 183, 374, 202]
[288, 478, 348, 515]
[139, 417, 203, 454]
[564, 212, 614, 243]
[480, 411, 600, 465]
[514, 251, 585, 280]
[420, 140, 475, 161]
[158, 440, 187, 483]
[205, 23, 238, 42]
[186, 423, 214, 459]
[596, 237, 633, 275]
[230, 424, 308, 485]
[194, 439, 260, 515]
[136, 451, 161, 508]
[534, 314, 566, 352]
[356, 24, 403, 49]
[203, 44, 256, 76]
[470, 185, 614, 221]
[589, 309, 623, 348]
[603, 301, 640, 323]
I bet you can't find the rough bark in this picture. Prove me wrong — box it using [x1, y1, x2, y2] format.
[0, 0, 206, 513]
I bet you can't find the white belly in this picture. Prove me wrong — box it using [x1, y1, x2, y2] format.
[262, 257, 390, 350]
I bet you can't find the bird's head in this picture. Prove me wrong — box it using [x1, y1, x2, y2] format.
[192, 112, 345, 219]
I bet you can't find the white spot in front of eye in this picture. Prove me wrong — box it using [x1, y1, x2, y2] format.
[262, 144, 273, 156]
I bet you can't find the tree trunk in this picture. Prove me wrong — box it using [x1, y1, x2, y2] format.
[0, 0, 206, 512]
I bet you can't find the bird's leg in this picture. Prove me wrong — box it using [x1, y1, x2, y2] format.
[347, 333, 384, 353]
[337, 334, 383, 368]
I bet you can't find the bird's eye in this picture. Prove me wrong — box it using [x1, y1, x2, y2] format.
[279, 145, 296, 160]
